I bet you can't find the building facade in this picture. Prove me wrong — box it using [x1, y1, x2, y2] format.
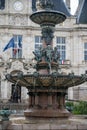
[0, 0, 87, 103]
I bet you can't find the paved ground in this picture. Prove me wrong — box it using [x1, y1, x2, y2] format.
[1, 115, 87, 130]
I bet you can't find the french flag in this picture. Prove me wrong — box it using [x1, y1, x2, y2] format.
[3, 38, 14, 52]
[13, 48, 17, 55]
[61, 60, 64, 64]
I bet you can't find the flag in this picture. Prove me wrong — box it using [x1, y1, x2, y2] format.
[61, 60, 64, 64]
[3, 38, 14, 52]
[13, 48, 17, 55]
[18, 36, 22, 48]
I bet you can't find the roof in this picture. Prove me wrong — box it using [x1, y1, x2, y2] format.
[32, 0, 70, 17]
[77, 0, 87, 24]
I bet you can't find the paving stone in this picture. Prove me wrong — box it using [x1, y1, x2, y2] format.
[23, 124, 37, 130]
[50, 124, 78, 130]
[37, 123, 50, 130]
[8, 124, 23, 130]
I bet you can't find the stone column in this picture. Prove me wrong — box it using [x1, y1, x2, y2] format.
[27, 92, 33, 108]
[27, 92, 35, 108]
[63, 92, 66, 107]
[57, 93, 61, 109]
[34, 92, 39, 108]
[59, 93, 65, 109]
[48, 92, 52, 109]
[53, 93, 58, 109]
[32, 93, 35, 107]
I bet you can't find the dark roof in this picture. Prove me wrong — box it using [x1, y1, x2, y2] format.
[77, 0, 87, 24]
[75, 0, 83, 16]
[32, 0, 70, 17]
[53, 0, 70, 17]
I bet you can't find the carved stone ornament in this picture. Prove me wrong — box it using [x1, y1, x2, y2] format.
[42, 27, 54, 45]
[9, 15, 28, 26]
[36, 0, 54, 10]
[33, 45, 60, 64]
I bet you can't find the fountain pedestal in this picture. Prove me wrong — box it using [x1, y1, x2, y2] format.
[24, 91, 70, 118]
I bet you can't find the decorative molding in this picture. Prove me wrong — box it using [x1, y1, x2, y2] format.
[9, 14, 28, 26]
[0, 15, 6, 25]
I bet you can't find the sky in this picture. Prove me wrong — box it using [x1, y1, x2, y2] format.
[70, 0, 78, 15]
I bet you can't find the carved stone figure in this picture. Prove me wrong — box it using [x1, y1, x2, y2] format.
[53, 46, 60, 63]
[33, 46, 42, 62]
[42, 27, 54, 45]
[45, 45, 53, 63]
[36, 0, 53, 10]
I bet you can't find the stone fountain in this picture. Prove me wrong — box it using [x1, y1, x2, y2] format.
[5, 0, 87, 130]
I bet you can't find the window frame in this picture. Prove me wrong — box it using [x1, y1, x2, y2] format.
[84, 43, 87, 61]
[56, 36, 66, 62]
[35, 36, 42, 51]
[12, 35, 22, 59]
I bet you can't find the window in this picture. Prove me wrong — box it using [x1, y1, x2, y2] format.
[85, 70, 87, 74]
[84, 43, 87, 61]
[12, 35, 22, 58]
[10, 84, 21, 103]
[32, 0, 36, 11]
[35, 36, 42, 51]
[56, 37, 66, 63]
[0, 0, 5, 10]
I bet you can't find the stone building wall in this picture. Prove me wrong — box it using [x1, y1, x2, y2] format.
[0, 0, 87, 102]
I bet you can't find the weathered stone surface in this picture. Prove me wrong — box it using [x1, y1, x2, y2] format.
[37, 123, 50, 130]
[23, 124, 37, 130]
[7, 117, 87, 130]
[0, 124, 2, 130]
[8, 124, 23, 130]
[77, 124, 87, 130]
[50, 124, 77, 130]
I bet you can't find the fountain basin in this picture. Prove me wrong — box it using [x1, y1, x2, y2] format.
[30, 10, 66, 26]
[6, 73, 86, 89]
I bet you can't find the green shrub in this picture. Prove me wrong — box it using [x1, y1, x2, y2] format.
[65, 101, 74, 112]
[72, 101, 87, 115]
[65, 101, 74, 107]
[65, 101, 87, 114]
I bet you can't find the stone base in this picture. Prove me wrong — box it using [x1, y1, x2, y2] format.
[24, 109, 70, 118]
[7, 116, 87, 130]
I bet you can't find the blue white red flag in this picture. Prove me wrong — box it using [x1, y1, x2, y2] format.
[3, 38, 14, 52]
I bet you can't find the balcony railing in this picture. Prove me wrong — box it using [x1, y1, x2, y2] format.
[59, 59, 71, 68]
